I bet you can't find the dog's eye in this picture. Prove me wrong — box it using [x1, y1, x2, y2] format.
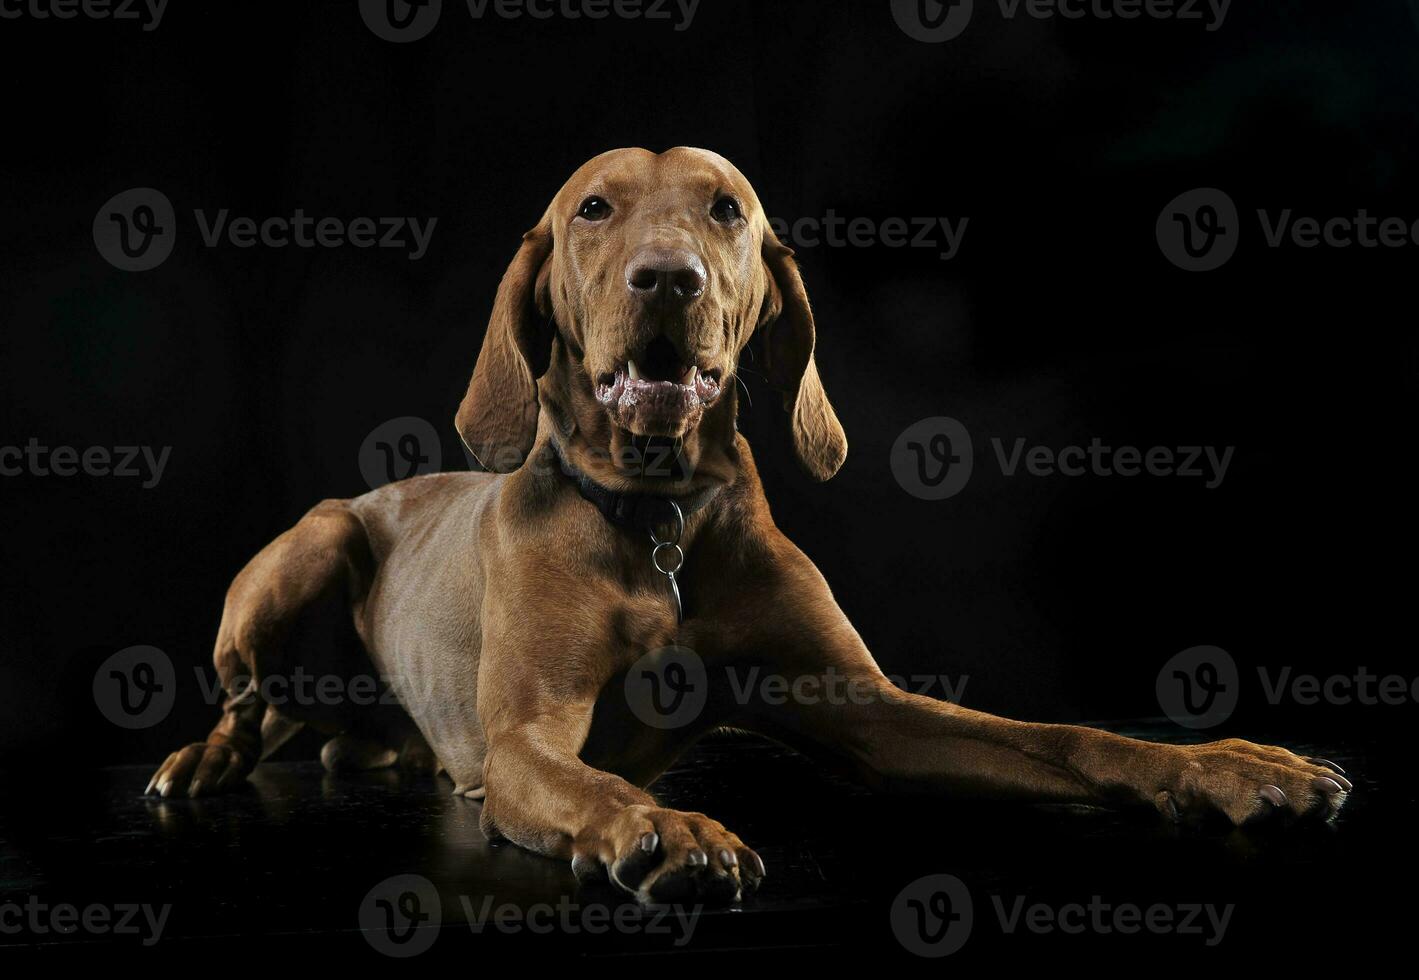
[577, 196, 613, 222]
[710, 196, 742, 224]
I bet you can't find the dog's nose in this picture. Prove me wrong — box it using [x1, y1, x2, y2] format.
[626, 248, 707, 306]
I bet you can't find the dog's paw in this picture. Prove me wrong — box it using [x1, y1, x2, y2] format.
[146, 742, 249, 799]
[571, 805, 765, 906]
[1153, 739, 1353, 826]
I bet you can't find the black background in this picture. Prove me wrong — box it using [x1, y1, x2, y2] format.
[1, 0, 1415, 772]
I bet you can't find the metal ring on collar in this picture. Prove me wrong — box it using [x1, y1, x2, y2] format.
[652, 542, 685, 576]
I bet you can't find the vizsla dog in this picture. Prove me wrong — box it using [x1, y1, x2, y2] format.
[148, 147, 1351, 904]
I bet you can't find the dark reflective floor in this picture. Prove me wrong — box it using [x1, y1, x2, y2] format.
[0, 721, 1400, 965]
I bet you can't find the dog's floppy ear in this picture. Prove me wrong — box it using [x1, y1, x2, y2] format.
[456, 214, 554, 471]
[759, 227, 848, 480]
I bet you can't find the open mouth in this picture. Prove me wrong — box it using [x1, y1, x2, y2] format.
[594, 337, 722, 436]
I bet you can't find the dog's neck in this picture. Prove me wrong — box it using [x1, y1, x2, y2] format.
[547, 437, 721, 534]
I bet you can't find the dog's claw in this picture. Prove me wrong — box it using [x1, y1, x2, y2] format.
[571, 852, 607, 885]
[146, 742, 249, 802]
[1317, 771, 1353, 792]
[1161, 739, 1353, 826]
[1153, 790, 1181, 823]
[1259, 785, 1288, 808]
[574, 806, 760, 907]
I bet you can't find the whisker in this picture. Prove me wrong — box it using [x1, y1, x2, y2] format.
[735, 374, 753, 407]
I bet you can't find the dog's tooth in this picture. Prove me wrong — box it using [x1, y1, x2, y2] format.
[682, 365, 697, 385]
[627, 360, 641, 381]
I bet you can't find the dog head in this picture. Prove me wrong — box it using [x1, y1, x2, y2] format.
[456, 147, 846, 489]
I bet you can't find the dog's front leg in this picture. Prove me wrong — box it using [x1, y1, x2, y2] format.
[479, 704, 763, 903]
[734, 537, 1352, 825]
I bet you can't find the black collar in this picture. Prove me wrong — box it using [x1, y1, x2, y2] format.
[550, 440, 719, 534]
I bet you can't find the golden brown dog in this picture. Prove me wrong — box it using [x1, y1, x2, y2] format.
[148, 147, 1351, 904]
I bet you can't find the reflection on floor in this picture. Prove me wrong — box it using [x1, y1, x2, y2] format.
[0, 721, 1392, 963]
